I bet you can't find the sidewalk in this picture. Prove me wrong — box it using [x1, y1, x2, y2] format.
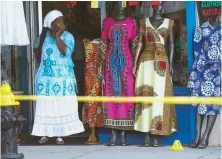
[19, 145, 221, 159]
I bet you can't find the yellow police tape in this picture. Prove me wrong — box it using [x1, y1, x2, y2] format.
[6, 95, 222, 105]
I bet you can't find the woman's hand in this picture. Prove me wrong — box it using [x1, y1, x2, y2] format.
[54, 25, 67, 55]
[55, 25, 65, 38]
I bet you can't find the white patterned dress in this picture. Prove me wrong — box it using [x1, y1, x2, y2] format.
[134, 18, 177, 135]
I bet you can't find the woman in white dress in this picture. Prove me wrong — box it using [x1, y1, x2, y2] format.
[32, 10, 84, 144]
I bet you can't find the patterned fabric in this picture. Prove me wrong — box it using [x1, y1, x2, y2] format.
[101, 17, 137, 130]
[99, 40, 108, 62]
[82, 38, 104, 127]
[128, 1, 139, 6]
[187, 22, 221, 116]
[35, 31, 77, 96]
[134, 18, 177, 135]
[154, 61, 167, 77]
[131, 36, 139, 61]
[32, 30, 84, 137]
[151, 1, 161, 6]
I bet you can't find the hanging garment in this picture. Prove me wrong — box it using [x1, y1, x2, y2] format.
[68, 1, 77, 6]
[151, 1, 161, 6]
[141, 1, 152, 18]
[32, 31, 84, 137]
[187, 22, 221, 116]
[163, 2, 186, 14]
[128, 1, 139, 7]
[101, 17, 137, 130]
[0, 1, 29, 46]
[141, 2, 186, 18]
[134, 18, 177, 135]
[82, 38, 104, 127]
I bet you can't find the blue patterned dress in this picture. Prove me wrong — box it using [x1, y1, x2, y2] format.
[35, 31, 77, 96]
[187, 22, 221, 116]
[32, 31, 84, 137]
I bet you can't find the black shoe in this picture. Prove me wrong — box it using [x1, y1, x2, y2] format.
[190, 139, 200, 148]
[198, 139, 208, 149]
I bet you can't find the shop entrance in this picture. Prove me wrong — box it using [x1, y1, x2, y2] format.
[32, 1, 102, 144]
[18, 1, 195, 145]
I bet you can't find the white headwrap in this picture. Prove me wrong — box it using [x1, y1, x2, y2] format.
[43, 10, 63, 29]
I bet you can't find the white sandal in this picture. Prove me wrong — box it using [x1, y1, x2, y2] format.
[56, 138, 64, 145]
[38, 137, 48, 145]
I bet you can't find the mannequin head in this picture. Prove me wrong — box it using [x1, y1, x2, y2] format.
[111, 1, 126, 20]
[152, 1, 164, 16]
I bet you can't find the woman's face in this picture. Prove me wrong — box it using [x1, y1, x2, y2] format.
[51, 16, 65, 33]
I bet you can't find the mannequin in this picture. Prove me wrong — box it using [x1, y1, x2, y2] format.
[100, 2, 137, 146]
[188, 14, 221, 149]
[133, 2, 177, 147]
[82, 38, 103, 145]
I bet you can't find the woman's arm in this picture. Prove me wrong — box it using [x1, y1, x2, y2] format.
[56, 36, 67, 55]
[55, 27, 67, 55]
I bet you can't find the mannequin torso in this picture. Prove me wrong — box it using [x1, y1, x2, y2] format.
[149, 15, 165, 30]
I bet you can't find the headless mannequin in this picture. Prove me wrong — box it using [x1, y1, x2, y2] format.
[108, 2, 127, 146]
[85, 39, 102, 145]
[191, 15, 221, 149]
[135, 2, 175, 147]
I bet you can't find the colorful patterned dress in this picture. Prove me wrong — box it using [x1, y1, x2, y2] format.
[32, 31, 84, 137]
[82, 38, 104, 127]
[134, 18, 177, 135]
[187, 22, 221, 115]
[101, 17, 137, 130]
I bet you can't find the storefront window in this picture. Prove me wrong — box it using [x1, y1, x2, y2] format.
[1, 45, 23, 91]
[1, 46, 12, 83]
[196, 1, 221, 24]
[105, 1, 188, 86]
[163, 4, 188, 86]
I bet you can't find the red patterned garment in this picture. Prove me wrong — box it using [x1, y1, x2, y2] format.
[67, 1, 77, 8]
[68, 1, 77, 5]
[151, 1, 161, 6]
[82, 38, 104, 127]
[128, 1, 139, 6]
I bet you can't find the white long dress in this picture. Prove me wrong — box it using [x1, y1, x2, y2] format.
[0, 1, 29, 46]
